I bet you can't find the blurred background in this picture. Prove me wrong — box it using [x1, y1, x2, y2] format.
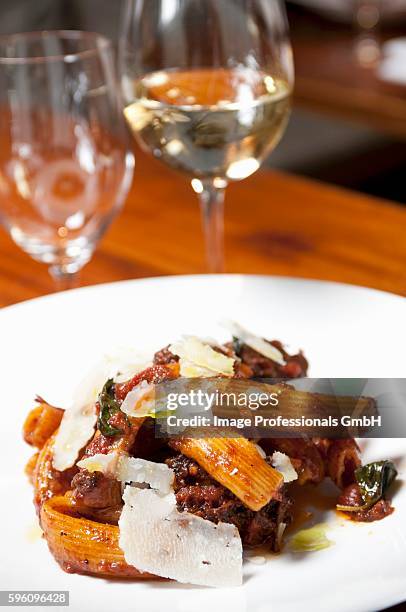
[2, 0, 406, 204]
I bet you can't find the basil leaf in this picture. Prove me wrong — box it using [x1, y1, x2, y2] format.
[98, 378, 126, 437]
[355, 460, 398, 509]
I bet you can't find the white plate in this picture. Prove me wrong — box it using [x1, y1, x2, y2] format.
[1, 275, 405, 612]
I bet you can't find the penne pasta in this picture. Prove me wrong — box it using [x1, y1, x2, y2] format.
[33, 432, 77, 511]
[40, 495, 157, 579]
[170, 437, 283, 511]
[326, 439, 361, 489]
[23, 402, 64, 450]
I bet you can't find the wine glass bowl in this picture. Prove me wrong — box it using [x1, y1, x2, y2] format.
[123, 68, 291, 181]
[0, 31, 134, 286]
[120, 0, 293, 271]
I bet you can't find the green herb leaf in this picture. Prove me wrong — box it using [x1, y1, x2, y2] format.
[337, 460, 397, 513]
[98, 378, 126, 437]
[355, 460, 397, 509]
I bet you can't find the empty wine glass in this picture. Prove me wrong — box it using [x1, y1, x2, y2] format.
[119, 0, 294, 272]
[0, 31, 134, 288]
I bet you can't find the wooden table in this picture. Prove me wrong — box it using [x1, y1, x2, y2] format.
[0, 146, 405, 307]
[288, 5, 406, 138]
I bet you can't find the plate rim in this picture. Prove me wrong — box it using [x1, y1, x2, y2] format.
[1, 273, 404, 317]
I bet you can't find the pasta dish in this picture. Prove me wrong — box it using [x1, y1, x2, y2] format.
[22, 325, 397, 587]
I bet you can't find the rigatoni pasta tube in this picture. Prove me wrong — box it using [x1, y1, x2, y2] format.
[33, 432, 74, 510]
[40, 495, 156, 579]
[170, 437, 283, 511]
[23, 402, 63, 449]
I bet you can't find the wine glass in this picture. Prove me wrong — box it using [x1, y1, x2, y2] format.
[0, 31, 134, 289]
[119, 0, 294, 272]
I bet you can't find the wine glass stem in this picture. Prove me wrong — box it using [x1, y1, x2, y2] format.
[49, 265, 80, 292]
[198, 180, 226, 273]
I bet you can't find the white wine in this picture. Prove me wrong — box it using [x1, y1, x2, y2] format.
[124, 68, 291, 181]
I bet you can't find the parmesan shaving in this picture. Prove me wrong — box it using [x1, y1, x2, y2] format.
[221, 320, 286, 366]
[271, 451, 298, 483]
[52, 363, 109, 471]
[119, 486, 243, 587]
[77, 453, 174, 494]
[169, 336, 235, 378]
[104, 346, 152, 383]
[79, 452, 243, 586]
[113, 361, 152, 384]
[117, 457, 173, 493]
[120, 380, 155, 417]
[77, 452, 120, 476]
[52, 349, 153, 472]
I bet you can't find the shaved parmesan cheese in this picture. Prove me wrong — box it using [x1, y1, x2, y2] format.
[117, 457, 173, 493]
[178, 362, 215, 378]
[169, 336, 235, 378]
[221, 320, 286, 366]
[77, 452, 120, 476]
[52, 406, 96, 473]
[78, 451, 242, 586]
[271, 451, 298, 483]
[119, 486, 242, 587]
[114, 361, 152, 384]
[77, 453, 174, 494]
[120, 380, 155, 417]
[52, 362, 109, 471]
[52, 350, 152, 472]
[103, 346, 152, 383]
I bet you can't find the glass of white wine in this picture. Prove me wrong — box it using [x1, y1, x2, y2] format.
[120, 0, 294, 272]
